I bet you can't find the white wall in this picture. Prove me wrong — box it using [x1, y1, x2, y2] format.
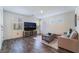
[4, 11, 38, 39]
[0, 7, 3, 49]
[3, 10, 75, 39]
[41, 11, 75, 34]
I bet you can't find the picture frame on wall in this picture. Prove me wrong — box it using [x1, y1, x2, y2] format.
[13, 23, 22, 30]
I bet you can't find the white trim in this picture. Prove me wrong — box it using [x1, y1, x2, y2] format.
[36, 9, 75, 19]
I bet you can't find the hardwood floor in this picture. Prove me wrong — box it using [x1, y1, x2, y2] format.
[0, 35, 72, 53]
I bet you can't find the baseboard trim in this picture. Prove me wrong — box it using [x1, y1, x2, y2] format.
[4, 37, 23, 40]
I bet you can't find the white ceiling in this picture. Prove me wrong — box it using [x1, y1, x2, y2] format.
[3, 6, 77, 19]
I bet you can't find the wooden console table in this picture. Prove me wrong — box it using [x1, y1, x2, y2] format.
[23, 30, 37, 37]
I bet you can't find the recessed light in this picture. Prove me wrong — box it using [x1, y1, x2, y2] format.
[40, 10, 43, 14]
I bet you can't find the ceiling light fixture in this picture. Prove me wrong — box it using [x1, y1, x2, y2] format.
[40, 10, 43, 14]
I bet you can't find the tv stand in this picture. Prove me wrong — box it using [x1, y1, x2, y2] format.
[23, 30, 37, 37]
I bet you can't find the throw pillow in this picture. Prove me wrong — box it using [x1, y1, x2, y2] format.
[69, 31, 78, 39]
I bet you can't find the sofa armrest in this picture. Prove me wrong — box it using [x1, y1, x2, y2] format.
[58, 36, 79, 52]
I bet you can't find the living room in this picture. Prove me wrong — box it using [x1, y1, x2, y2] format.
[0, 6, 79, 53]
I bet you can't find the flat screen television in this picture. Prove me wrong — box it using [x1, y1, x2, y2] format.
[24, 22, 36, 31]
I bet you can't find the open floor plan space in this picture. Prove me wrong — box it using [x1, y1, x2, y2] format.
[0, 6, 79, 53]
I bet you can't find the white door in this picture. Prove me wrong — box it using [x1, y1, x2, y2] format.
[0, 7, 3, 49]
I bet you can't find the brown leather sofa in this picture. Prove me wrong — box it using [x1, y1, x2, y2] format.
[58, 31, 79, 52]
